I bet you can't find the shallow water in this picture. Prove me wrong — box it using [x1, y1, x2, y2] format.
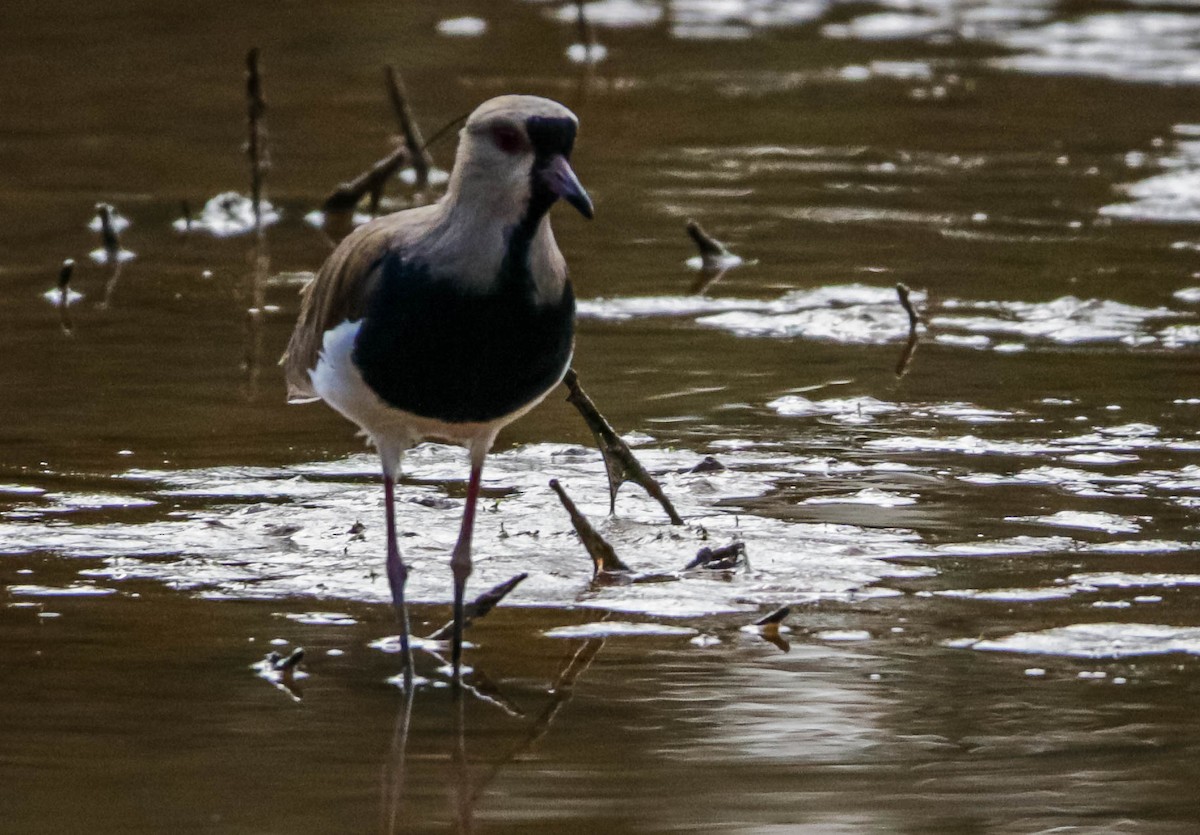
[3, 1, 1200, 832]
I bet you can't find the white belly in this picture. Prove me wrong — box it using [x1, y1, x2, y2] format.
[308, 320, 559, 465]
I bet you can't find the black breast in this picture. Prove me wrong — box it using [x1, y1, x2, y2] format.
[351, 250, 575, 424]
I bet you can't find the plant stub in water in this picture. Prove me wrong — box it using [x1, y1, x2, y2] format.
[686, 219, 743, 293]
[549, 478, 631, 576]
[384, 65, 435, 190]
[426, 573, 529, 641]
[561, 368, 684, 525]
[894, 282, 922, 378]
[244, 48, 268, 232]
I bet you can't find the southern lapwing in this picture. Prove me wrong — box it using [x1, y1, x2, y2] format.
[283, 95, 592, 686]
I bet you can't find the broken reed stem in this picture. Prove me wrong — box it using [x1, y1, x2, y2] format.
[384, 65, 433, 189]
[245, 47, 268, 231]
[894, 282, 921, 378]
[549, 479, 631, 575]
[562, 368, 685, 525]
[426, 573, 529, 640]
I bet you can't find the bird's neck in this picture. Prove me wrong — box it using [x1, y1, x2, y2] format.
[429, 178, 566, 304]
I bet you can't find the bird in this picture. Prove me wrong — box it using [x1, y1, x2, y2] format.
[282, 95, 593, 687]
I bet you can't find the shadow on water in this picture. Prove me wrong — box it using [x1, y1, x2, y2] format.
[4, 0, 1200, 831]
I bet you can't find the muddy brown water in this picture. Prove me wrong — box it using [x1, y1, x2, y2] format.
[3, 1, 1200, 832]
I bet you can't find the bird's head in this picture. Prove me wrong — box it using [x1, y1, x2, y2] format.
[448, 95, 593, 227]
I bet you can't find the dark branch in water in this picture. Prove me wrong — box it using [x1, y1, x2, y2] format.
[426, 573, 528, 641]
[95, 203, 121, 259]
[245, 48, 268, 231]
[562, 368, 685, 525]
[894, 282, 921, 378]
[683, 541, 746, 571]
[384, 65, 433, 189]
[320, 145, 411, 243]
[549, 479, 631, 575]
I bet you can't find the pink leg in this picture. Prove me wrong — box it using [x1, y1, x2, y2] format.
[449, 457, 484, 686]
[384, 473, 414, 686]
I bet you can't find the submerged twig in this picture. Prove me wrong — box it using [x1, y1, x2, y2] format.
[245, 47, 268, 231]
[426, 573, 528, 641]
[562, 368, 684, 525]
[549, 479, 630, 575]
[894, 282, 921, 378]
[384, 65, 433, 190]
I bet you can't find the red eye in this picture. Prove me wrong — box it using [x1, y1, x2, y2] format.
[490, 124, 525, 155]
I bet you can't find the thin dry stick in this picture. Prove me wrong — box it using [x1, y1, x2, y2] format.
[894, 282, 921, 378]
[549, 479, 631, 575]
[245, 48, 268, 231]
[384, 65, 433, 190]
[562, 368, 684, 525]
